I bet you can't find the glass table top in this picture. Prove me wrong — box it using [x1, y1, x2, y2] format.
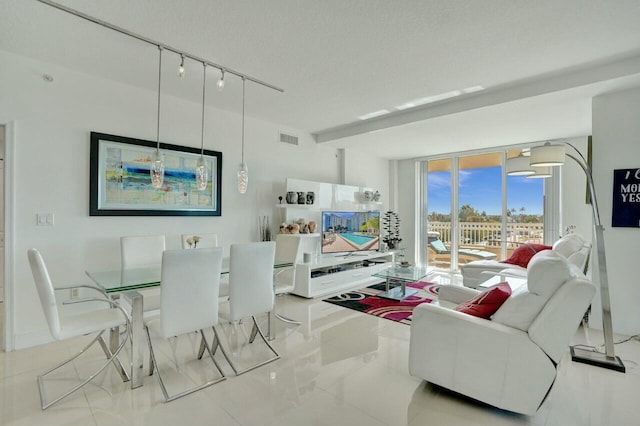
[373, 265, 429, 282]
[87, 258, 292, 293]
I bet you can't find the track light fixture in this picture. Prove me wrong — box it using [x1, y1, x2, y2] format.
[151, 46, 165, 189]
[217, 69, 225, 91]
[178, 54, 185, 78]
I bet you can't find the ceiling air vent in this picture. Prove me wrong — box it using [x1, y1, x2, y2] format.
[279, 132, 299, 146]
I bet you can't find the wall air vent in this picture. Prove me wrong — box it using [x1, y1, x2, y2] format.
[279, 132, 299, 146]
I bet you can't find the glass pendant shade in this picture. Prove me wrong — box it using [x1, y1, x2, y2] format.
[526, 165, 553, 179]
[237, 162, 248, 194]
[530, 144, 566, 167]
[196, 157, 208, 191]
[151, 151, 165, 188]
[506, 155, 535, 176]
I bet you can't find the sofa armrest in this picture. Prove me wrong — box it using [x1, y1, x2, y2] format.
[437, 285, 481, 304]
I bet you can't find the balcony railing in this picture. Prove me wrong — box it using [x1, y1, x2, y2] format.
[427, 221, 544, 266]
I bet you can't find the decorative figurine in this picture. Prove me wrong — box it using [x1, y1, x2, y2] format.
[278, 196, 283, 204]
[286, 191, 296, 204]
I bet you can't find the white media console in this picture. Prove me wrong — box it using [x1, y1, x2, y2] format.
[292, 251, 395, 299]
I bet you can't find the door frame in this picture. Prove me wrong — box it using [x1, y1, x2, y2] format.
[3, 121, 15, 351]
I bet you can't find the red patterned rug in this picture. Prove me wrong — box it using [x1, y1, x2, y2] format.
[323, 281, 440, 325]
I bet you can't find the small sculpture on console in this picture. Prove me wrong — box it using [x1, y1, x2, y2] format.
[382, 210, 402, 250]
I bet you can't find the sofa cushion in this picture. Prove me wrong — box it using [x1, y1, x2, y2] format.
[500, 244, 552, 268]
[454, 282, 512, 319]
[492, 251, 572, 331]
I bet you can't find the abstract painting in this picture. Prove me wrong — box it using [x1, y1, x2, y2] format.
[90, 132, 222, 216]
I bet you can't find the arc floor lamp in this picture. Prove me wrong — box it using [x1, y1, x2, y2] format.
[513, 140, 625, 372]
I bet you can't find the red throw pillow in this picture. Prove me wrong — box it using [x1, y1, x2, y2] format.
[500, 244, 552, 268]
[454, 282, 512, 319]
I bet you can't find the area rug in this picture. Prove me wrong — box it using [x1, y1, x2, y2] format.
[323, 281, 440, 325]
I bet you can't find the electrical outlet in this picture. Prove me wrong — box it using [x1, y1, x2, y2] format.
[71, 288, 79, 298]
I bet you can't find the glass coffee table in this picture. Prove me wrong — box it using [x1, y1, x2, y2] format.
[373, 265, 429, 301]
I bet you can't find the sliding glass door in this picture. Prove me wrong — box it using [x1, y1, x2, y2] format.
[421, 148, 545, 270]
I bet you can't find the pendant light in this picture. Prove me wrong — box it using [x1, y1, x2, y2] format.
[150, 46, 165, 189]
[237, 77, 249, 194]
[178, 54, 186, 78]
[195, 62, 208, 191]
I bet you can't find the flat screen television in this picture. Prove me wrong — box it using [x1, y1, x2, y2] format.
[321, 211, 380, 254]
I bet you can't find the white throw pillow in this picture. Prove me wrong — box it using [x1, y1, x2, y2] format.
[491, 251, 571, 331]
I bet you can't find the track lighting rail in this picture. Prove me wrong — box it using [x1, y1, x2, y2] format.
[37, 0, 284, 93]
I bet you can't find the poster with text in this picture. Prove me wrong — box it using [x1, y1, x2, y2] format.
[612, 168, 640, 228]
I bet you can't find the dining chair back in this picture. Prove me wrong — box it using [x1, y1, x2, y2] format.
[121, 234, 166, 269]
[181, 233, 219, 249]
[215, 241, 280, 375]
[28, 248, 131, 409]
[273, 234, 302, 325]
[228, 242, 276, 321]
[144, 247, 226, 402]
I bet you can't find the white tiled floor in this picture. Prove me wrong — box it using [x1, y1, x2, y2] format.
[1, 277, 639, 426]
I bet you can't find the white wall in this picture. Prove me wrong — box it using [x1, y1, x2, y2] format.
[396, 159, 417, 262]
[0, 50, 388, 348]
[591, 87, 640, 336]
[343, 149, 389, 209]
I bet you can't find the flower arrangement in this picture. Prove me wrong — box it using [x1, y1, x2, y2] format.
[186, 235, 201, 248]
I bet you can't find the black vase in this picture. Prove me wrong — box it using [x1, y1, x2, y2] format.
[306, 191, 315, 204]
[297, 192, 306, 204]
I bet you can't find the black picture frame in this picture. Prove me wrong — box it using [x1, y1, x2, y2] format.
[90, 132, 222, 216]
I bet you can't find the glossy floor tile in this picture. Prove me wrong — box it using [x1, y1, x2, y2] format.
[1, 280, 639, 426]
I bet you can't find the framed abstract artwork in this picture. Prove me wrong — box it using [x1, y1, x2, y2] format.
[90, 132, 222, 216]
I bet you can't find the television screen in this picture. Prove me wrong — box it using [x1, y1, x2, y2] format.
[321, 211, 380, 254]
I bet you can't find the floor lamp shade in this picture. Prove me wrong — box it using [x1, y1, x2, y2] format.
[526, 165, 552, 178]
[530, 144, 566, 167]
[506, 155, 535, 176]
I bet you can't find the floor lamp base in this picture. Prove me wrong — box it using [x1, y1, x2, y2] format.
[570, 346, 625, 373]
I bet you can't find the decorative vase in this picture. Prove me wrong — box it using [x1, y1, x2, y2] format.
[297, 192, 306, 204]
[286, 191, 296, 204]
[308, 221, 317, 233]
[306, 191, 315, 204]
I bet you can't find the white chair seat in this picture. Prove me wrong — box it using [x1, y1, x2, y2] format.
[59, 309, 129, 340]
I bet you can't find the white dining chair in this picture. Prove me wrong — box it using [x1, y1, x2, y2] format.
[28, 248, 131, 410]
[144, 247, 226, 402]
[213, 242, 280, 375]
[121, 234, 166, 269]
[273, 234, 302, 325]
[181, 233, 218, 249]
[180, 233, 229, 303]
[120, 234, 166, 311]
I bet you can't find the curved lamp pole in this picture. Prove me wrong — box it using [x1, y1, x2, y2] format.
[531, 141, 624, 372]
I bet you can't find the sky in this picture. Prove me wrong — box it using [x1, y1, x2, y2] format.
[427, 166, 544, 216]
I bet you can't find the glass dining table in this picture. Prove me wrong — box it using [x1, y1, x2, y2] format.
[86, 259, 292, 389]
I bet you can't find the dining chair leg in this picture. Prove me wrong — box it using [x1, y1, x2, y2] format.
[248, 322, 259, 343]
[275, 312, 302, 325]
[39, 325, 130, 410]
[212, 317, 280, 376]
[97, 335, 130, 382]
[146, 326, 226, 402]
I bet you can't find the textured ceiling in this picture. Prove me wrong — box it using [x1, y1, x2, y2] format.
[2, 0, 640, 159]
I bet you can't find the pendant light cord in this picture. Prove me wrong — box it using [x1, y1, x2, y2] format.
[241, 77, 246, 163]
[156, 46, 162, 154]
[201, 62, 206, 158]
